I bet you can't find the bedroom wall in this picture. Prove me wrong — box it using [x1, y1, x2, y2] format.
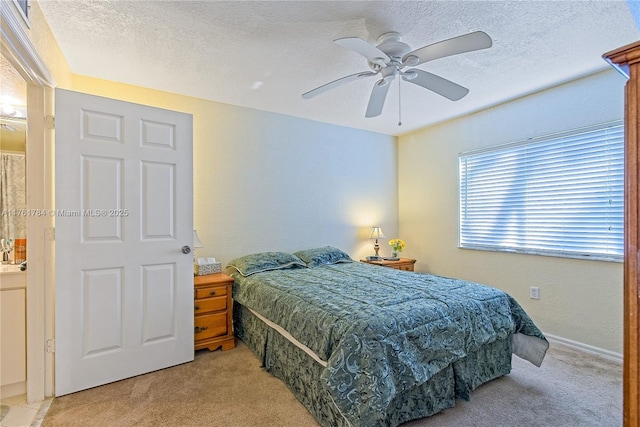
[398, 69, 625, 357]
[68, 75, 399, 264]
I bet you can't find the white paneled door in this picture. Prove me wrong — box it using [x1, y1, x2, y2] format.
[54, 89, 194, 396]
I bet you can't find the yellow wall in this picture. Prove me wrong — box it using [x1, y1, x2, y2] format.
[27, 2, 73, 88]
[399, 70, 625, 356]
[0, 123, 26, 152]
[68, 75, 398, 263]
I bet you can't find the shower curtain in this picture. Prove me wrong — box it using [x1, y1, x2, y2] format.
[0, 153, 26, 242]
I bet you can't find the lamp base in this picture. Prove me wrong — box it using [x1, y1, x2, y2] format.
[366, 255, 383, 261]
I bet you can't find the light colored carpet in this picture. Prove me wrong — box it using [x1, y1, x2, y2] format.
[407, 343, 622, 427]
[41, 340, 621, 427]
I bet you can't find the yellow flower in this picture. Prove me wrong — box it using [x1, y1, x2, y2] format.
[388, 238, 406, 252]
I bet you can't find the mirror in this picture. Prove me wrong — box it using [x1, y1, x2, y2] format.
[1, 54, 27, 261]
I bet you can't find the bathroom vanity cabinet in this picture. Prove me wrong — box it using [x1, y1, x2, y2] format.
[0, 270, 26, 397]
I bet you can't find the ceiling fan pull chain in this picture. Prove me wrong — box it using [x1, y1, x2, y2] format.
[398, 77, 402, 126]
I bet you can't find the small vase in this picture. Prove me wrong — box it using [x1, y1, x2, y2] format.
[391, 251, 398, 259]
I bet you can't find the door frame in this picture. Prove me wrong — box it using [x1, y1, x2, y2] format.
[604, 41, 640, 426]
[0, 1, 56, 402]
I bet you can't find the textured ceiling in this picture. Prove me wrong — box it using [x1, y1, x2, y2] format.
[38, 1, 640, 136]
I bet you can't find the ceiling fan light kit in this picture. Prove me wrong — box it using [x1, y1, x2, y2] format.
[302, 30, 493, 123]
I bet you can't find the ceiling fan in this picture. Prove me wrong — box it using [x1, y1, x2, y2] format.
[302, 31, 492, 119]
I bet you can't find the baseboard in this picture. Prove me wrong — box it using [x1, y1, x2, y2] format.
[1, 380, 26, 399]
[544, 333, 623, 364]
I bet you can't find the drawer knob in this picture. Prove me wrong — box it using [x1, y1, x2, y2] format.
[209, 290, 216, 296]
[194, 305, 200, 311]
[195, 326, 208, 334]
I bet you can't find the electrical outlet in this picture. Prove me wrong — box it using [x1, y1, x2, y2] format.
[530, 286, 540, 300]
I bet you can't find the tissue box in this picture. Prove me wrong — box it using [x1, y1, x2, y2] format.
[195, 262, 222, 276]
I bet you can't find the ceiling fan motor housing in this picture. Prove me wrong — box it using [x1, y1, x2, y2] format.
[369, 32, 416, 76]
[376, 32, 411, 62]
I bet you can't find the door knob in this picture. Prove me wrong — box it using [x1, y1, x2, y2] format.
[182, 246, 191, 254]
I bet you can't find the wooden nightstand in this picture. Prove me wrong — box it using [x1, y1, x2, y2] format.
[194, 273, 235, 351]
[361, 257, 416, 271]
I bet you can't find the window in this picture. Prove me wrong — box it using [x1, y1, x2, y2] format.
[458, 121, 623, 262]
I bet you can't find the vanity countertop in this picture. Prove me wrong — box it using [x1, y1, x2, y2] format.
[0, 265, 26, 289]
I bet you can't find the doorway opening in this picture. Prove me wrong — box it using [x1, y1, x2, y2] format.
[0, 51, 29, 403]
[1, 0, 56, 408]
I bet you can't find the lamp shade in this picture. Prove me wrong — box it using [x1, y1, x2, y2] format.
[369, 227, 385, 239]
[193, 230, 204, 248]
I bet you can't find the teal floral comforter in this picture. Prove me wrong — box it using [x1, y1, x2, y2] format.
[230, 262, 547, 426]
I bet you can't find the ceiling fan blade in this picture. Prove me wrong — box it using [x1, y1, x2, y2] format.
[334, 37, 390, 65]
[302, 71, 377, 99]
[365, 79, 392, 118]
[403, 69, 469, 101]
[403, 31, 492, 66]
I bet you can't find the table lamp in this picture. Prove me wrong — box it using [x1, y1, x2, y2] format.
[367, 227, 385, 261]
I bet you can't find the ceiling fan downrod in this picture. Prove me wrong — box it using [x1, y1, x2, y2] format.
[398, 76, 402, 127]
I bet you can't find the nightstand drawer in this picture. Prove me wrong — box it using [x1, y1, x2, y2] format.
[194, 272, 235, 352]
[195, 285, 227, 299]
[194, 296, 226, 313]
[360, 258, 416, 272]
[194, 312, 227, 340]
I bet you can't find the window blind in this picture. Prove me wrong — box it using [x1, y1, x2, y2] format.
[458, 121, 624, 261]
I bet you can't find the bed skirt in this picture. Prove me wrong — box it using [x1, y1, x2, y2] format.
[234, 302, 513, 427]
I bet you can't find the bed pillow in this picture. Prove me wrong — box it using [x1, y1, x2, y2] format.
[226, 252, 306, 277]
[294, 246, 353, 268]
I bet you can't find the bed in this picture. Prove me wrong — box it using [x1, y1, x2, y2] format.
[227, 247, 548, 427]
